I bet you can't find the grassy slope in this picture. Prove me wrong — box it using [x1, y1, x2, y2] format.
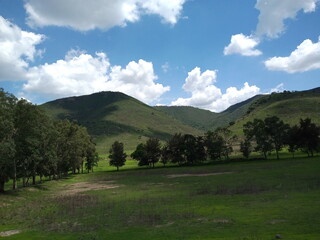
[1, 155, 319, 239]
[156, 89, 320, 134]
[42, 92, 201, 153]
[229, 89, 320, 136]
[155, 95, 263, 131]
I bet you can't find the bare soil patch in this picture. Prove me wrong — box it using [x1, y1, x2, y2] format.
[0, 230, 21, 237]
[58, 181, 121, 196]
[167, 172, 233, 178]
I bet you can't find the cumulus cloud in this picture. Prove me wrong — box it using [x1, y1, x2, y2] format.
[24, 50, 169, 104]
[264, 37, 320, 73]
[255, 0, 319, 38]
[25, 0, 186, 31]
[224, 34, 262, 56]
[171, 67, 260, 112]
[0, 16, 44, 81]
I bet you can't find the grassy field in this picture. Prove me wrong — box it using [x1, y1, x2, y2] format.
[1, 155, 320, 240]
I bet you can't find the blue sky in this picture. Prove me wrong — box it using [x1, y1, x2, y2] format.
[0, 0, 319, 112]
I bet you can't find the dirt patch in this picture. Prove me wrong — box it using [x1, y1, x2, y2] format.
[167, 172, 233, 178]
[0, 230, 21, 237]
[270, 219, 286, 225]
[213, 219, 231, 223]
[58, 181, 121, 196]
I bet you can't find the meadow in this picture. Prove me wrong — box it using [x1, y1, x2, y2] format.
[0, 155, 320, 240]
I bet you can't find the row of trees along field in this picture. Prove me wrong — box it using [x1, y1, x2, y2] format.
[108, 116, 320, 170]
[0, 89, 98, 192]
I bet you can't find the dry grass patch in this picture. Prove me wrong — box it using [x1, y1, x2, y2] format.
[0, 230, 21, 237]
[167, 172, 233, 178]
[58, 181, 121, 196]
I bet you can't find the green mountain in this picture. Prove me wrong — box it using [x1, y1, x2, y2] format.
[156, 88, 320, 134]
[229, 87, 320, 135]
[42, 91, 201, 153]
[42, 87, 320, 152]
[155, 95, 262, 131]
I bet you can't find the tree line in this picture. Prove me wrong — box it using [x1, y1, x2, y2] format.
[108, 116, 320, 171]
[0, 89, 98, 192]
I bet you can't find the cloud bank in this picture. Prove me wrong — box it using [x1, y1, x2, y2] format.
[0, 16, 44, 81]
[25, 0, 186, 31]
[171, 67, 260, 112]
[265, 37, 320, 73]
[24, 51, 170, 104]
[255, 0, 319, 38]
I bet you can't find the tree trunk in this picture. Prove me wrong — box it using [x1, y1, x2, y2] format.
[263, 152, 267, 160]
[0, 180, 5, 193]
[12, 158, 17, 190]
[117, 166, 119, 171]
[276, 150, 279, 160]
[23, 177, 26, 187]
[32, 175, 36, 185]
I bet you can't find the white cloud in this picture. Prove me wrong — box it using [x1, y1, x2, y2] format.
[265, 37, 320, 73]
[224, 34, 262, 56]
[25, 0, 186, 31]
[255, 0, 319, 38]
[161, 62, 170, 73]
[24, 50, 170, 104]
[269, 83, 285, 93]
[171, 67, 260, 112]
[0, 16, 44, 81]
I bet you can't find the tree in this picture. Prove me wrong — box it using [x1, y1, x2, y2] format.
[264, 116, 290, 159]
[240, 139, 252, 159]
[205, 130, 225, 161]
[166, 133, 186, 165]
[131, 143, 148, 166]
[14, 100, 48, 186]
[0, 89, 17, 192]
[183, 134, 197, 164]
[109, 141, 126, 171]
[85, 138, 99, 173]
[243, 119, 273, 159]
[296, 118, 320, 157]
[286, 125, 300, 158]
[145, 138, 162, 168]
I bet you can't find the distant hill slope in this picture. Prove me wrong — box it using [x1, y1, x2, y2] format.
[42, 92, 201, 152]
[156, 88, 320, 133]
[155, 95, 262, 131]
[229, 87, 320, 135]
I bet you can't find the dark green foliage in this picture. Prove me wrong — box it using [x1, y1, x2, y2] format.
[109, 141, 127, 171]
[264, 116, 290, 159]
[205, 128, 236, 161]
[132, 138, 162, 168]
[0, 89, 17, 192]
[165, 133, 187, 165]
[243, 116, 320, 159]
[295, 118, 320, 157]
[0, 89, 98, 192]
[145, 138, 162, 168]
[131, 143, 148, 166]
[240, 139, 252, 159]
[243, 119, 273, 159]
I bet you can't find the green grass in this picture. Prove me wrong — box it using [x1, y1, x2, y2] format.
[1, 155, 320, 239]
